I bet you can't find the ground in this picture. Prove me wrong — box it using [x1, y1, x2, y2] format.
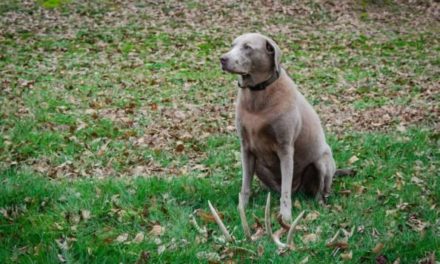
[0, 0, 439, 263]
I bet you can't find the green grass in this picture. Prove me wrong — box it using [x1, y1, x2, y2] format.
[0, 0, 439, 263]
[1, 130, 439, 263]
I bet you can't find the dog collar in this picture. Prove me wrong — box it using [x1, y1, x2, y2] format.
[238, 70, 280, 91]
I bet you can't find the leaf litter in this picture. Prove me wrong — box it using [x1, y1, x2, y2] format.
[0, 0, 439, 262]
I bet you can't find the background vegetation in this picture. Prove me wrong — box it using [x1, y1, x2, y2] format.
[0, 0, 439, 263]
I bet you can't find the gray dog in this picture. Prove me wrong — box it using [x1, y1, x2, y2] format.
[220, 33, 339, 222]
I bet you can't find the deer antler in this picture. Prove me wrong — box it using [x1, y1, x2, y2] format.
[208, 193, 305, 250]
[238, 193, 252, 240]
[207, 200, 234, 242]
[265, 193, 305, 249]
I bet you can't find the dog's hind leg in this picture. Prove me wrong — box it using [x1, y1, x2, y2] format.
[302, 152, 336, 203]
[318, 152, 336, 202]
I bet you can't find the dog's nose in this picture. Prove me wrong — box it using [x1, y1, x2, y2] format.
[220, 57, 228, 65]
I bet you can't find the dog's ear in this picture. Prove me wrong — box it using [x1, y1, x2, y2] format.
[266, 38, 282, 73]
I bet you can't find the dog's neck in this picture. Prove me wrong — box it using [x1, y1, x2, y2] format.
[238, 69, 280, 91]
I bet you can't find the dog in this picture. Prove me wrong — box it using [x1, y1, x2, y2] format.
[220, 33, 337, 222]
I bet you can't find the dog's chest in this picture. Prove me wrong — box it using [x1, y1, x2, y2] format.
[239, 109, 277, 153]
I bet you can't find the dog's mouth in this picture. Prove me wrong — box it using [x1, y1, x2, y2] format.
[221, 65, 248, 75]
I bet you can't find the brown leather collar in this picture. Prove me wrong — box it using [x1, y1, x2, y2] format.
[238, 70, 280, 91]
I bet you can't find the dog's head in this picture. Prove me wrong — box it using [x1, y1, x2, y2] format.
[220, 33, 281, 76]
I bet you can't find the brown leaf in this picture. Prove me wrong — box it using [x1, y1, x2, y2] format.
[326, 241, 349, 249]
[418, 252, 436, 264]
[174, 110, 186, 120]
[115, 233, 129, 243]
[135, 251, 150, 264]
[294, 199, 302, 209]
[407, 214, 428, 232]
[226, 125, 235, 131]
[132, 232, 145, 244]
[348, 155, 359, 165]
[197, 209, 224, 223]
[149, 224, 165, 236]
[411, 176, 424, 187]
[150, 103, 158, 111]
[372, 242, 384, 254]
[376, 255, 388, 264]
[257, 244, 264, 257]
[339, 190, 352, 196]
[304, 211, 320, 222]
[251, 226, 265, 241]
[302, 233, 319, 244]
[196, 251, 221, 263]
[175, 141, 185, 152]
[354, 185, 366, 194]
[341, 251, 353, 260]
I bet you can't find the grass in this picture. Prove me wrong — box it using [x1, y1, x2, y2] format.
[0, 0, 439, 263]
[1, 130, 438, 263]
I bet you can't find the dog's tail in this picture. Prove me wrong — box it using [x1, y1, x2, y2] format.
[334, 168, 356, 178]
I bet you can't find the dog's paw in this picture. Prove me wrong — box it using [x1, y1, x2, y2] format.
[279, 208, 292, 223]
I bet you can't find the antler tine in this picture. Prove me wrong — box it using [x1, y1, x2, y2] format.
[238, 193, 252, 240]
[208, 201, 234, 242]
[286, 210, 305, 246]
[264, 193, 273, 237]
[265, 193, 289, 249]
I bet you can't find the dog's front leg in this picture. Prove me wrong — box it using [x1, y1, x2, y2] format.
[278, 145, 294, 222]
[239, 145, 255, 208]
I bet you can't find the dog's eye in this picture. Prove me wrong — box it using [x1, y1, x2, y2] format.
[243, 44, 252, 50]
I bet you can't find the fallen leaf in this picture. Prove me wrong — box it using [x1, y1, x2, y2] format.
[226, 125, 235, 131]
[418, 252, 436, 264]
[326, 241, 349, 249]
[53, 222, 64, 230]
[132, 232, 144, 244]
[407, 214, 428, 232]
[135, 251, 150, 264]
[251, 226, 265, 241]
[411, 176, 424, 186]
[57, 254, 66, 263]
[396, 124, 406, 132]
[333, 204, 343, 212]
[257, 244, 264, 257]
[299, 256, 309, 264]
[150, 103, 158, 111]
[348, 155, 359, 165]
[149, 224, 165, 236]
[115, 233, 129, 243]
[376, 255, 388, 264]
[157, 244, 166, 255]
[372, 242, 384, 254]
[302, 233, 318, 244]
[294, 199, 302, 209]
[354, 185, 366, 194]
[339, 190, 352, 196]
[55, 238, 68, 250]
[174, 110, 186, 120]
[386, 209, 398, 217]
[305, 211, 320, 222]
[81, 210, 91, 221]
[196, 251, 221, 263]
[175, 141, 185, 152]
[197, 209, 224, 223]
[341, 250, 353, 260]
